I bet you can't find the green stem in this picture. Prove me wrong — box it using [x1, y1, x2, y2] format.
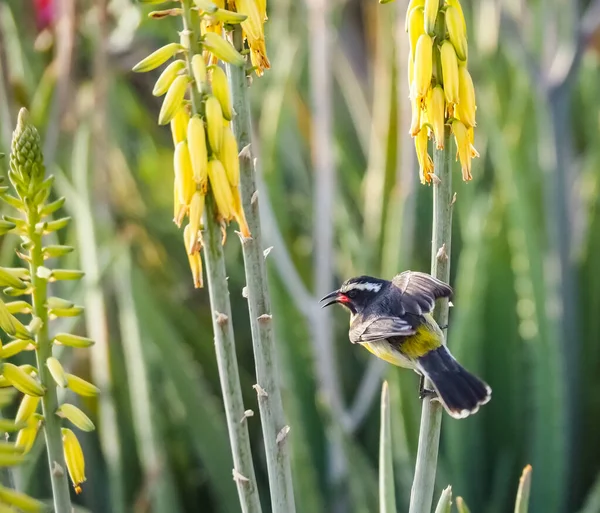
[27, 208, 72, 512]
[225, 24, 296, 513]
[408, 129, 453, 513]
[180, 4, 262, 513]
[379, 381, 396, 513]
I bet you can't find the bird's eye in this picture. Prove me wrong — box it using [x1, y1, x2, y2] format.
[346, 290, 357, 299]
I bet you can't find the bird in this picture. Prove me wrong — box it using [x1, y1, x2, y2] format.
[320, 271, 491, 419]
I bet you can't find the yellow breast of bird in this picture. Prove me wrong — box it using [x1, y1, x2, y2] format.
[361, 320, 442, 368]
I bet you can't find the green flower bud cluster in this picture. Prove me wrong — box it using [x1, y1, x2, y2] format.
[0, 109, 96, 507]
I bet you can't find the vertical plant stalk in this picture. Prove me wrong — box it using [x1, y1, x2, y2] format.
[226, 25, 296, 513]
[27, 208, 72, 512]
[180, 4, 262, 512]
[379, 381, 396, 513]
[409, 130, 453, 513]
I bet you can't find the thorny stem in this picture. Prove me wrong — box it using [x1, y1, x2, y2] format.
[27, 207, 72, 512]
[225, 25, 296, 513]
[180, 3, 262, 513]
[408, 129, 453, 513]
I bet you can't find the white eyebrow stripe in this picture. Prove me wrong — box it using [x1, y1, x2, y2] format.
[344, 282, 382, 293]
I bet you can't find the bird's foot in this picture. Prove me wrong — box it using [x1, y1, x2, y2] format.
[439, 324, 448, 330]
[419, 388, 437, 400]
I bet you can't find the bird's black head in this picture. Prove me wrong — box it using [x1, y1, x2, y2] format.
[320, 276, 389, 315]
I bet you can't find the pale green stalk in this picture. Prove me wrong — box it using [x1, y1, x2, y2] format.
[378, 381, 396, 513]
[26, 204, 72, 512]
[180, 3, 262, 512]
[409, 129, 453, 513]
[225, 25, 296, 513]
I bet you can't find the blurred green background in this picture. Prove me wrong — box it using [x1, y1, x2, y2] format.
[1, 0, 600, 512]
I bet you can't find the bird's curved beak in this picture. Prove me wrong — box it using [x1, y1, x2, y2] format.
[320, 289, 341, 308]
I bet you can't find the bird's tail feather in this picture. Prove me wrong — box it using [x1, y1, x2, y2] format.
[416, 345, 491, 419]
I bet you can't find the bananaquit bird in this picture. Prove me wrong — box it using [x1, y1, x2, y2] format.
[321, 271, 491, 419]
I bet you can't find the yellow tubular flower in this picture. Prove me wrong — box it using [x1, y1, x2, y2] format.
[445, 6, 468, 61]
[457, 65, 476, 127]
[187, 116, 208, 188]
[193, 0, 218, 13]
[152, 60, 186, 96]
[440, 41, 459, 110]
[409, 94, 422, 137]
[174, 141, 195, 206]
[188, 192, 205, 254]
[15, 415, 40, 454]
[66, 374, 100, 397]
[407, 7, 425, 55]
[423, 0, 439, 35]
[231, 186, 251, 238]
[405, 0, 425, 31]
[237, 0, 263, 41]
[427, 86, 445, 149]
[191, 54, 208, 93]
[415, 128, 434, 184]
[446, 0, 467, 32]
[220, 126, 240, 187]
[452, 120, 472, 181]
[202, 32, 245, 67]
[56, 404, 95, 432]
[205, 96, 224, 153]
[414, 34, 433, 101]
[170, 107, 190, 146]
[158, 75, 189, 125]
[132, 43, 182, 73]
[183, 225, 203, 288]
[15, 394, 40, 424]
[62, 428, 86, 494]
[46, 357, 68, 388]
[207, 159, 233, 220]
[0, 482, 46, 512]
[210, 66, 233, 121]
[2, 363, 45, 397]
[53, 333, 95, 348]
[209, 8, 248, 24]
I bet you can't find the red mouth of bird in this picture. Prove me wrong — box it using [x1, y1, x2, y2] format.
[320, 290, 349, 308]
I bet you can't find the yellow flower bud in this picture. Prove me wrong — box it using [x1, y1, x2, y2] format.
[220, 126, 240, 187]
[15, 394, 40, 424]
[207, 159, 233, 220]
[415, 128, 434, 184]
[452, 120, 472, 181]
[47, 357, 68, 388]
[0, 301, 31, 340]
[424, 0, 439, 35]
[62, 428, 86, 494]
[15, 416, 41, 455]
[132, 43, 182, 73]
[231, 186, 251, 238]
[409, 94, 422, 137]
[405, 0, 425, 31]
[171, 107, 190, 146]
[66, 373, 100, 397]
[0, 339, 33, 358]
[414, 34, 433, 100]
[202, 32, 245, 67]
[457, 65, 476, 127]
[427, 86, 445, 149]
[209, 9, 247, 24]
[210, 65, 233, 121]
[183, 225, 204, 288]
[49, 269, 85, 281]
[53, 333, 95, 348]
[152, 59, 186, 96]
[174, 141, 195, 206]
[187, 192, 205, 254]
[193, 0, 218, 13]
[445, 6, 468, 61]
[158, 75, 189, 126]
[57, 404, 96, 432]
[191, 54, 208, 94]
[0, 482, 46, 511]
[2, 363, 45, 397]
[407, 7, 425, 54]
[440, 41, 459, 109]
[187, 116, 209, 187]
[205, 96, 224, 153]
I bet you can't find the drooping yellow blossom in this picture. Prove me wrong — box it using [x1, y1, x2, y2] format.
[132, 0, 271, 286]
[62, 428, 86, 494]
[404, 0, 477, 182]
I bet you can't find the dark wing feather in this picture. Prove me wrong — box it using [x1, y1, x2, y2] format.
[350, 316, 415, 344]
[391, 271, 452, 315]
